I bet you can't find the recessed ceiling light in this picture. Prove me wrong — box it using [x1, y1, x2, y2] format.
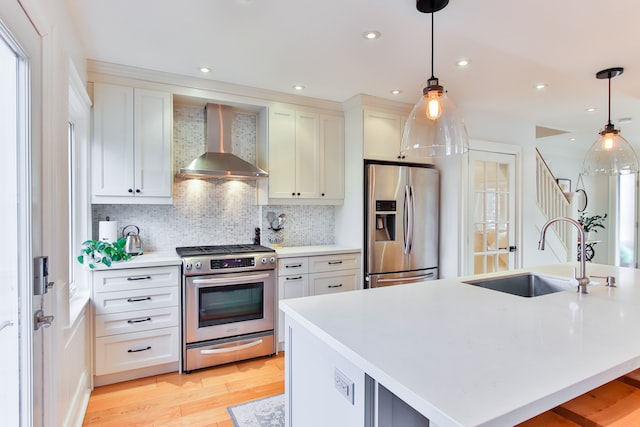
[570, 137, 576, 142]
[293, 85, 305, 91]
[363, 31, 381, 40]
[534, 83, 547, 90]
[199, 67, 211, 73]
[390, 89, 402, 95]
[586, 107, 597, 112]
[456, 59, 470, 67]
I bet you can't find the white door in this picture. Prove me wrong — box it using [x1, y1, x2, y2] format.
[468, 150, 517, 274]
[0, 4, 50, 426]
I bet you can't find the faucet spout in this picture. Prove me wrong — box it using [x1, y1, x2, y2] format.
[538, 217, 589, 294]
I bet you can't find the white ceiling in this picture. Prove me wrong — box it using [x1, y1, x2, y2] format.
[64, 0, 640, 154]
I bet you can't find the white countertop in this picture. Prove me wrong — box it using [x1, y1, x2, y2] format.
[88, 250, 181, 270]
[273, 245, 361, 258]
[280, 262, 640, 426]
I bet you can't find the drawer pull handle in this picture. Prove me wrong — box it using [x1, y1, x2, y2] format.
[328, 284, 343, 288]
[328, 261, 343, 265]
[200, 339, 263, 355]
[127, 317, 152, 324]
[127, 297, 152, 303]
[127, 276, 152, 281]
[127, 346, 151, 353]
[286, 276, 303, 280]
[285, 264, 302, 268]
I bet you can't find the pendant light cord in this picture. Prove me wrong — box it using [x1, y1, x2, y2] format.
[607, 75, 612, 126]
[430, 12, 435, 79]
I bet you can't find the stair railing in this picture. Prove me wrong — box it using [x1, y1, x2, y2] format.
[535, 148, 571, 252]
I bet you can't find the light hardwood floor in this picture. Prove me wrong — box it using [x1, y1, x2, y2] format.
[83, 353, 285, 427]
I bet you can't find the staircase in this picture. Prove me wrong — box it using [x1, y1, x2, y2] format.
[535, 148, 572, 262]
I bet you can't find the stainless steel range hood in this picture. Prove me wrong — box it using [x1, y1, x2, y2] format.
[177, 103, 268, 179]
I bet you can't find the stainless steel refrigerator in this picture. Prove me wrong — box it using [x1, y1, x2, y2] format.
[364, 161, 439, 288]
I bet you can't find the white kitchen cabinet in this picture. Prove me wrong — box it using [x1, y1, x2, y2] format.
[363, 108, 409, 161]
[92, 265, 180, 385]
[276, 251, 360, 346]
[319, 114, 345, 200]
[91, 82, 173, 204]
[362, 105, 432, 164]
[264, 106, 344, 203]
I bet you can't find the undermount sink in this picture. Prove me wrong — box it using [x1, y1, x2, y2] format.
[463, 273, 574, 298]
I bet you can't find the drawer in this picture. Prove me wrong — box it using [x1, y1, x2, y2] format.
[93, 266, 179, 293]
[95, 306, 180, 337]
[94, 327, 179, 375]
[93, 286, 179, 315]
[278, 257, 308, 276]
[310, 269, 359, 296]
[309, 252, 360, 273]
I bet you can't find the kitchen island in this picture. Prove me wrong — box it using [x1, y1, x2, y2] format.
[280, 263, 640, 426]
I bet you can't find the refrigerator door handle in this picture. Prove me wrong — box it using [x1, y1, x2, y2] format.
[407, 185, 415, 254]
[403, 185, 410, 254]
[375, 272, 436, 284]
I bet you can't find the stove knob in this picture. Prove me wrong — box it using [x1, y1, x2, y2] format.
[194, 261, 202, 269]
[261, 257, 267, 264]
[184, 262, 192, 270]
[269, 257, 276, 264]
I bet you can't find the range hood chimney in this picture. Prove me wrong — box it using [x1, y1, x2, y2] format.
[177, 103, 268, 179]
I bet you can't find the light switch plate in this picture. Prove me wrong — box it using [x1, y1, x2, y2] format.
[334, 368, 355, 405]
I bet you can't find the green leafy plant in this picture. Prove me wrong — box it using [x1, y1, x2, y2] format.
[77, 238, 131, 268]
[578, 212, 608, 233]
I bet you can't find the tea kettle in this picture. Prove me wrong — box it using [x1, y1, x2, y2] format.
[122, 225, 143, 255]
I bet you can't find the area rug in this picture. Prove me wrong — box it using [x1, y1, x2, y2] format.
[228, 394, 285, 427]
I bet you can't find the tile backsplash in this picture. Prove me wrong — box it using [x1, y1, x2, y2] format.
[92, 104, 335, 251]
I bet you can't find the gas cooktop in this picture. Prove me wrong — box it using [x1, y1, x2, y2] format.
[175, 244, 275, 258]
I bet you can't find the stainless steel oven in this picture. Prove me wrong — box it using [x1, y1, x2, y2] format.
[177, 245, 277, 373]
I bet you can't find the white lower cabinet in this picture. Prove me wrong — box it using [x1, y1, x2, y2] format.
[92, 265, 180, 384]
[277, 251, 360, 346]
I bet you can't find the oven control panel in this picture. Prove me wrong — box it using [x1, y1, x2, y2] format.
[182, 253, 277, 275]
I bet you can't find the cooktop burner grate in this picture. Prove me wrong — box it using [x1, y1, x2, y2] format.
[175, 244, 274, 257]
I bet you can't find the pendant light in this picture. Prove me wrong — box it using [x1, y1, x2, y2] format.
[581, 67, 638, 176]
[401, 0, 468, 157]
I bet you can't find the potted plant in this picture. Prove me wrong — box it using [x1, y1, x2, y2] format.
[77, 238, 132, 268]
[578, 212, 608, 239]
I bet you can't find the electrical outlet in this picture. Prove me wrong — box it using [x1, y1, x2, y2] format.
[334, 368, 355, 405]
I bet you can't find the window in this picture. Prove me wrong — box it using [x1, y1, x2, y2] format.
[68, 62, 91, 314]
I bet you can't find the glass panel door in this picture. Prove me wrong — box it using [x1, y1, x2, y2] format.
[469, 151, 516, 274]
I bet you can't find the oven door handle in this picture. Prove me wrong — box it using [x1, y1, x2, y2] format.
[192, 273, 270, 285]
[199, 338, 263, 355]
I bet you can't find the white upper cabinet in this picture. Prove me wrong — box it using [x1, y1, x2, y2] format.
[92, 83, 173, 204]
[263, 105, 344, 204]
[319, 115, 345, 199]
[363, 108, 407, 161]
[362, 105, 432, 164]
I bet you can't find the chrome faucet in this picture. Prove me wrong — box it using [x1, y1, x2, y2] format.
[538, 217, 590, 294]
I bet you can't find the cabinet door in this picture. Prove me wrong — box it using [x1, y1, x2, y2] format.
[92, 83, 135, 198]
[319, 115, 345, 200]
[363, 109, 404, 161]
[277, 274, 309, 343]
[134, 89, 172, 198]
[294, 111, 320, 198]
[268, 108, 297, 198]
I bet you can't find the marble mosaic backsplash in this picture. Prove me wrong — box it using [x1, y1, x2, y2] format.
[92, 105, 335, 251]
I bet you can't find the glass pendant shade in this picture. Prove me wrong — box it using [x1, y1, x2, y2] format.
[402, 89, 469, 157]
[581, 67, 639, 176]
[581, 128, 639, 176]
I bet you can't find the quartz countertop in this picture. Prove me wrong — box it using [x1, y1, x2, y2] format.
[273, 245, 361, 258]
[88, 250, 181, 270]
[280, 263, 640, 426]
